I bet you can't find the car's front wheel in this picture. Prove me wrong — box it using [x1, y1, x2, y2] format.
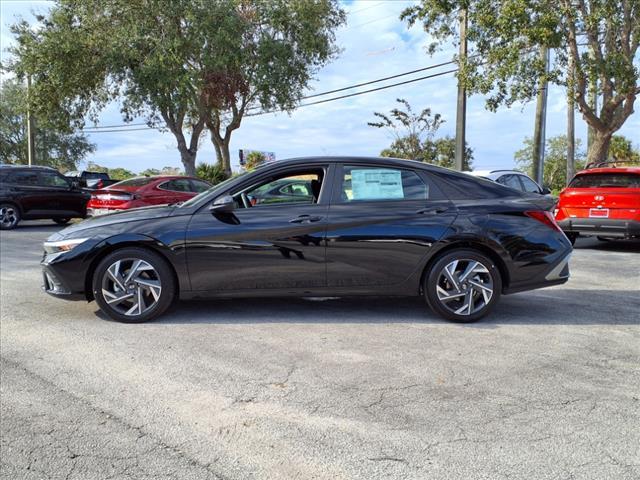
[0, 204, 20, 230]
[92, 247, 175, 323]
[424, 249, 502, 323]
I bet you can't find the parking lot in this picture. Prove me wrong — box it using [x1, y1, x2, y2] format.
[1, 221, 639, 480]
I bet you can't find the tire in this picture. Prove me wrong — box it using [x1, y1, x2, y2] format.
[597, 236, 615, 242]
[92, 247, 175, 323]
[424, 249, 502, 323]
[53, 218, 71, 225]
[566, 233, 578, 245]
[0, 203, 21, 230]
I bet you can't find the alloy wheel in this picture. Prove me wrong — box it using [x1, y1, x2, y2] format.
[0, 206, 18, 228]
[100, 258, 162, 317]
[435, 259, 494, 316]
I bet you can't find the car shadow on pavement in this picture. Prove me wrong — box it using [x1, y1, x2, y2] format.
[121, 288, 639, 327]
[573, 237, 640, 252]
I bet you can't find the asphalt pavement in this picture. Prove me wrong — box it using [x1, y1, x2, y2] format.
[1, 220, 639, 480]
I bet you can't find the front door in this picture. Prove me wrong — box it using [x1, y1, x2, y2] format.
[185, 166, 331, 292]
[325, 164, 457, 288]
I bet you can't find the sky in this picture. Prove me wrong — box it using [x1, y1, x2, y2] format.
[1, 0, 638, 173]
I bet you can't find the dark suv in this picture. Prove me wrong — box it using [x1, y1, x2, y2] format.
[0, 165, 90, 230]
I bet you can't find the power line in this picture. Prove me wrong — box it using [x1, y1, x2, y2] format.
[82, 61, 457, 132]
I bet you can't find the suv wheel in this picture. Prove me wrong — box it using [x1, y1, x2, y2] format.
[424, 249, 502, 323]
[92, 247, 175, 323]
[0, 204, 20, 230]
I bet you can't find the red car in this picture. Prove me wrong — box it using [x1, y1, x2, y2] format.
[555, 163, 640, 244]
[87, 175, 211, 216]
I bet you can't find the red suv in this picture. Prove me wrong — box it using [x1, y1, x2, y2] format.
[87, 175, 211, 216]
[555, 163, 640, 243]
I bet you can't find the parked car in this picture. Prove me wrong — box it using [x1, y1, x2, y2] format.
[555, 162, 640, 244]
[467, 170, 552, 195]
[86, 175, 212, 216]
[42, 156, 571, 324]
[0, 165, 89, 230]
[65, 171, 118, 190]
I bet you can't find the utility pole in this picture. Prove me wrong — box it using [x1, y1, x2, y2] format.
[26, 74, 36, 167]
[567, 52, 575, 185]
[532, 46, 549, 186]
[587, 48, 597, 150]
[454, 7, 467, 172]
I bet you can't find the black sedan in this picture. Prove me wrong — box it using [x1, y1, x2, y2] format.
[42, 157, 572, 323]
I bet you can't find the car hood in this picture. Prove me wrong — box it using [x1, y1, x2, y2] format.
[52, 205, 178, 240]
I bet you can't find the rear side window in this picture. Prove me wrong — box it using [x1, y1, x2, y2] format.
[190, 180, 211, 193]
[112, 177, 156, 187]
[432, 173, 502, 200]
[570, 173, 640, 188]
[160, 179, 192, 192]
[339, 166, 434, 202]
[8, 171, 39, 186]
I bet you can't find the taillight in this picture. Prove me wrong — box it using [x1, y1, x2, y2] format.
[95, 180, 103, 189]
[525, 210, 563, 233]
[94, 193, 133, 202]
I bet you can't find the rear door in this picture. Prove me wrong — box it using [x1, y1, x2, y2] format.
[325, 163, 456, 288]
[36, 170, 87, 217]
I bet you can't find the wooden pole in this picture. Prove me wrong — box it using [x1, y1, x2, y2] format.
[532, 46, 549, 185]
[454, 8, 467, 171]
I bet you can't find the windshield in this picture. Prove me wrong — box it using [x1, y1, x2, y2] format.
[179, 172, 249, 208]
[570, 173, 640, 188]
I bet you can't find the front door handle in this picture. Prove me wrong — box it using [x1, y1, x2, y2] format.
[416, 207, 448, 216]
[289, 214, 324, 224]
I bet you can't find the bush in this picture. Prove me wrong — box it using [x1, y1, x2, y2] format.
[196, 162, 228, 185]
[245, 151, 266, 170]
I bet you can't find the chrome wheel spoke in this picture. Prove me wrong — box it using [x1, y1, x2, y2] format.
[102, 257, 162, 317]
[436, 258, 494, 316]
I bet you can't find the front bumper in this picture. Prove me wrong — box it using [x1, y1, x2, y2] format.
[42, 266, 85, 300]
[558, 218, 640, 238]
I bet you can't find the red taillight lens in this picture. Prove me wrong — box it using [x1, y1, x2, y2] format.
[525, 210, 563, 233]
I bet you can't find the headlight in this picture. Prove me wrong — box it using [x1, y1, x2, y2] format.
[43, 238, 90, 254]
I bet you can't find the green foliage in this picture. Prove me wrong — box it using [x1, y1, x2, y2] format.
[139, 168, 161, 177]
[8, 0, 346, 175]
[196, 162, 228, 186]
[244, 151, 267, 171]
[371, 99, 473, 170]
[0, 80, 94, 171]
[402, 0, 640, 162]
[608, 135, 640, 164]
[514, 135, 587, 191]
[108, 168, 136, 180]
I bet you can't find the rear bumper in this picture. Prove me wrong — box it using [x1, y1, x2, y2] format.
[503, 250, 571, 294]
[558, 218, 640, 238]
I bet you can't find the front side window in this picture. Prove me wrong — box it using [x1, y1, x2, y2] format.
[38, 171, 69, 188]
[339, 166, 428, 202]
[235, 170, 323, 208]
[498, 174, 523, 191]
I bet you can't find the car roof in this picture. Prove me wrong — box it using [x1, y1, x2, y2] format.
[253, 156, 449, 172]
[576, 166, 640, 175]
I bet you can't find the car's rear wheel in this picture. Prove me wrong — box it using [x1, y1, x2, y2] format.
[53, 218, 71, 225]
[424, 249, 502, 323]
[566, 232, 578, 245]
[92, 247, 175, 323]
[0, 204, 20, 230]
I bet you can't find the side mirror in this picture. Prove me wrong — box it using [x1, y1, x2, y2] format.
[541, 186, 551, 195]
[209, 195, 235, 213]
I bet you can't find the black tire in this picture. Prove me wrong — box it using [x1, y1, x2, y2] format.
[566, 232, 578, 245]
[424, 249, 502, 323]
[0, 203, 21, 230]
[597, 236, 614, 242]
[92, 247, 176, 323]
[53, 218, 71, 225]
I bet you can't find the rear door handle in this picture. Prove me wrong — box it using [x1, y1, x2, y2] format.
[416, 207, 448, 216]
[289, 214, 324, 224]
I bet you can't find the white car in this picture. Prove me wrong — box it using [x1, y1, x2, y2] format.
[466, 170, 551, 195]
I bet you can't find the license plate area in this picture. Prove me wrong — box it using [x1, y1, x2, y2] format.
[589, 208, 609, 218]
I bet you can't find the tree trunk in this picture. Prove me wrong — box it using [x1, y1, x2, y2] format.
[213, 140, 222, 166]
[587, 131, 612, 166]
[567, 53, 576, 185]
[179, 147, 197, 176]
[532, 46, 549, 186]
[220, 140, 232, 177]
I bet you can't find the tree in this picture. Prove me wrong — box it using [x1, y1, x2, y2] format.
[0, 79, 94, 171]
[514, 135, 587, 191]
[608, 135, 640, 164]
[401, 0, 640, 164]
[370, 99, 473, 170]
[8, 0, 345, 176]
[244, 151, 267, 171]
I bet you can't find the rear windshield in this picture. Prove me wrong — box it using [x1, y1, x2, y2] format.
[569, 173, 640, 188]
[111, 177, 156, 187]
